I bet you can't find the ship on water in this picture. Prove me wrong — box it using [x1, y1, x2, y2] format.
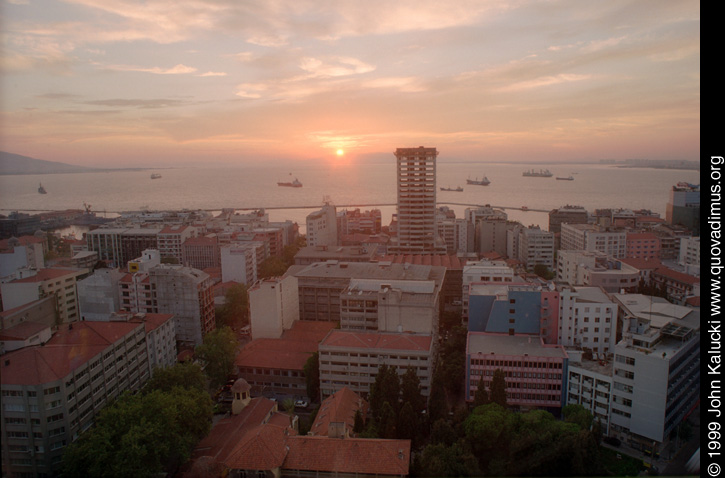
[150, 173, 162, 179]
[466, 176, 490, 186]
[523, 169, 553, 177]
[556, 176, 574, 181]
[278, 176, 303, 187]
[38, 183, 47, 194]
[440, 186, 464, 192]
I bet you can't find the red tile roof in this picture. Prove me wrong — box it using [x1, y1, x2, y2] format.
[311, 387, 369, 437]
[0, 321, 142, 385]
[236, 321, 337, 371]
[192, 397, 279, 464]
[284, 436, 411, 476]
[224, 421, 294, 471]
[320, 330, 433, 352]
[619, 257, 662, 270]
[653, 266, 700, 285]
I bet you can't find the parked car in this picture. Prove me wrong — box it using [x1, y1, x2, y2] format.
[294, 400, 308, 409]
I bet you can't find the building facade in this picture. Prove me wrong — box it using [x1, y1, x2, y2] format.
[391, 147, 445, 254]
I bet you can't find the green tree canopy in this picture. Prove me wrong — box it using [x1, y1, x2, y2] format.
[195, 326, 238, 389]
[489, 368, 507, 408]
[62, 387, 213, 477]
[400, 367, 426, 415]
[216, 283, 249, 329]
[144, 361, 206, 394]
[369, 364, 401, 420]
[258, 256, 289, 279]
[303, 351, 320, 403]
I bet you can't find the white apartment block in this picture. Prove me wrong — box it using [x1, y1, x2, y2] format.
[77, 269, 126, 321]
[128, 249, 161, 273]
[461, 260, 515, 321]
[560, 223, 627, 259]
[558, 286, 618, 354]
[678, 236, 700, 275]
[1, 321, 151, 477]
[307, 203, 338, 248]
[1, 268, 87, 324]
[566, 352, 613, 435]
[556, 250, 639, 293]
[157, 225, 197, 261]
[340, 278, 440, 334]
[518, 226, 555, 270]
[221, 242, 265, 285]
[318, 330, 434, 399]
[248, 274, 300, 339]
[609, 294, 700, 448]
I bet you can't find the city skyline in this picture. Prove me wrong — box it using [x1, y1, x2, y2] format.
[1, 1, 700, 168]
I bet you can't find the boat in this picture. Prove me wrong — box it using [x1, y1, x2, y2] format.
[466, 176, 491, 186]
[556, 176, 574, 181]
[150, 173, 162, 179]
[440, 186, 464, 192]
[522, 169, 553, 177]
[277, 177, 303, 188]
[521, 206, 528, 211]
[38, 183, 47, 194]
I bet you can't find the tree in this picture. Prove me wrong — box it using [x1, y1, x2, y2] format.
[144, 362, 206, 394]
[400, 367, 425, 415]
[378, 401, 397, 439]
[427, 370, 448, 425]
[533, 264, 555, 280]
[472, 375, 489, 408]
[562, 404, 594, 430]
[216, 283, 248, 329]
[62, 388, 213, 477]
[195, 326, 238, 389]
[303, 352, 320, 403]
[369, 364, 400, 420]
[430, 418, 457, 447]
[396, 401, 419, 442]
[489, 368, 507, 408]
[353, 409, 365, 434]
[258, 256, 289, 279]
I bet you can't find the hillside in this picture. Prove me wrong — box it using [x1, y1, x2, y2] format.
[0, 151, 99, 175]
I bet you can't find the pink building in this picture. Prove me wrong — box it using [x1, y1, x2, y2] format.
[466, 333, 568, 410]
[626, 232, 660, 260]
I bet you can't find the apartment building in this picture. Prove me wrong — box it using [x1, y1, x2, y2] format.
[467, 284, 559, 345]
[1, 268, 87, 325]
[557, 286, 618, 354]
[307, 203, 338, 248]
[149, 265, 215, 346]
[556, 250, 639, 293]
[678, 236, 700, 275]
[666, 183, 700, 235]
[560, 224, 627, 259]
[77, 269, 126, 321]
[466, 333, 568, 410]
[1, 321, 151, 477]
[625, 232, 660, 260]
[248, 274, 299, 339]
[609, 294, 700, 449]
[318, 330, 435, 398]
[390, 146, 446, 254]
[466, 206, 508, 257]
[156, 225, 197, 261]
[181, 235, 220, 270]
[461, 260, 515, 322]
[220, 242, 266, 285]
[565, 352, 613, 435]
[0, 235, 46, 279]
[548, 205, 588, 235]
[518, 226, 555, 270]
[293, 261, 445, 324]
[86, 227, 161, 268]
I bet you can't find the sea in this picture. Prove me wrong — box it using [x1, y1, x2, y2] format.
[0, 161, 701, 236]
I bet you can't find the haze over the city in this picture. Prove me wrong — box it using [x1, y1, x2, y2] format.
[1, 0, 700, 168]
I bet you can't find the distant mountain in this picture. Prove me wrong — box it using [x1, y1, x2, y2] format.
[0, 151, 99, 175]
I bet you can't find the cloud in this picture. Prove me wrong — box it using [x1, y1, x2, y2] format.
[497, 73, 593, 92]
[198, 71, 227, 77]
[298, 56, 375, 78]
[83, 98, 191, 109]
[103, 63, 198, 75]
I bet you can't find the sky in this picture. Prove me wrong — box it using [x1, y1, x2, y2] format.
[0, 0, 700, 168]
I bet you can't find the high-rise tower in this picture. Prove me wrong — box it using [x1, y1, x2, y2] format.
[391, 146, 446, 254]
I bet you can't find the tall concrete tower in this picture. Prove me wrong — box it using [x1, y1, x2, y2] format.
[391, 146, 445, 254]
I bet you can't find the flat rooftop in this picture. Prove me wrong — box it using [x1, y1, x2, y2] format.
[468, 333, 568, 359]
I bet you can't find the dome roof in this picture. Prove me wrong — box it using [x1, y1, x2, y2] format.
[231, 378, 251, 393]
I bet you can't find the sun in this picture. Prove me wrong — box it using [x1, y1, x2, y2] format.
[336, 149, 344, 156]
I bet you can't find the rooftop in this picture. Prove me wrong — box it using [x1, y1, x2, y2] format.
[310, 387, 369, 437]
[1, 321, 143, 385]
[320, 330, 433, 352]
[467, 333, 568, 359]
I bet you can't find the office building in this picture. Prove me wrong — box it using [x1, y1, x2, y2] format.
[307, 203, 338, 248]
[666, 183, 700, 235]
[557, 286, 618, 354]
